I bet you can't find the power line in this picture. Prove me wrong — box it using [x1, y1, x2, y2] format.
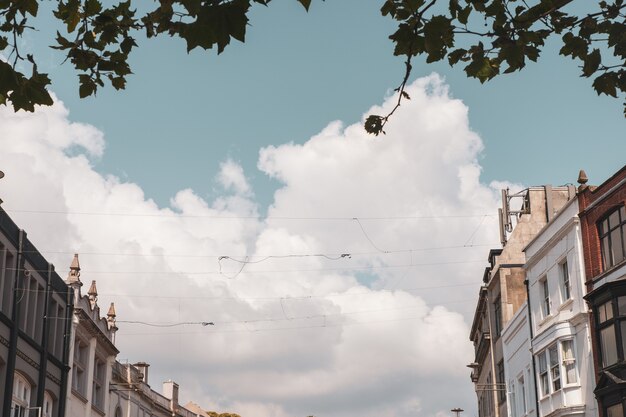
[5, 208, 497, 220]
[6, 259, 486, 276]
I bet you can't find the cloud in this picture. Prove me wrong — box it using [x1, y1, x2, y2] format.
[0, 74, 503, 417]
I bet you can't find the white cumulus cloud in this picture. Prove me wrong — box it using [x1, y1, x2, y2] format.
[0, 73, 504, 417]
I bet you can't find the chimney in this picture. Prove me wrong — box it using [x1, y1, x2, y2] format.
[133, 362, 150, 385]
[163, 380, 179, 414]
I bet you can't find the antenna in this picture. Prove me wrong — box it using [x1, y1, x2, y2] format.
[498, 208, 507, 245]
[501, 189, 511, 232]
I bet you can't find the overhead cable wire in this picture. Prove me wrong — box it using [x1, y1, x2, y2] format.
[13, 281, 478, 300]
[5, 259, 485, 276]
[4, 208, 497, 220]
[18, 242, 498, 260]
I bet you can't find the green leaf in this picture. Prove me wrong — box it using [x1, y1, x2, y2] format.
[365, 115, 384, 135]
[84, 0, 102, 16]
[593, 72, 618, 97]
[448, 48, 468, 65]
[458, 6, 471, 25]
[582, 49, 601, 77]
[79, 77, 97, 98]
[298, 0, 312, 11]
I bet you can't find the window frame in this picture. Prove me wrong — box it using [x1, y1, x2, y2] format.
[595, 294, 626, 369]
[72, 338, 88, 397]
[536, 339, 579, 398]
[541, 277, 551, 318]
[92, 356, 106, 410]
[560, 259, 571, 303]
[518, 373, 527, 416]
[11, 373, 31, 417]
[494, 297, 502, 338]
[598, 205, 626, 271]
[497, 360, 506, 404]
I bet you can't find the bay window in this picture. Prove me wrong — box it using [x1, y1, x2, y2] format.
[536, 339, 578, 397]
[596, 296, 626, 368]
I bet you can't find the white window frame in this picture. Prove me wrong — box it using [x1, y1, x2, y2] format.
[11, 373, 31, 417]
[72, 339, 88, 397]
[518, 373, 527, 416]
[541, 277, 551, 318]
[536, 339, 580, 398]
[92, 356, 106, 410]
[560, 259, 571, 303]
[538, 351, 549, 397]
[561, 339, 579, 386]
[43, 391, 54, 417]
[508, 379, 517, 417]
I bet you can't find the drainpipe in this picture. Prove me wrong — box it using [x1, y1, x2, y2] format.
[484, 287, 501, 417]
[58, 285, 74, 417]
[2, 229, 25, 417]
[36, 263, 54, 410]
[524, 279, 540, 417]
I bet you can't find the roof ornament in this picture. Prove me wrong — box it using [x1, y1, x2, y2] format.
[577, 169, 589, 191]
[88, 280, 98, 309]
[107, 302, 118, 342]
[66, 253, 82, 287]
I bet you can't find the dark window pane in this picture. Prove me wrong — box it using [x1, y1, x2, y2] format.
[601, 325, 618, 367]
[603, 237, 612, 268]
[619, 297, 626, 316]
[612, 228, 624, 264]
[601, 219, 609, 236]
[621, 322, 626, 363]
[607, 403, 623, 417]
[610, 210, 620, 229]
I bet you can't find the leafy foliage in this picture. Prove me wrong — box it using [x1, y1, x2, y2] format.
[366, 0, 626, 134]
[0, 0, 624, 131]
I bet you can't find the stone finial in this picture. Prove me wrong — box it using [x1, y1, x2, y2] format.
[578, 169, 589, 190]
[88, 280, 98, 309]
[107, 302, 116, 319]
[66, 254, 82, 286]
[107, 302, 118, 336]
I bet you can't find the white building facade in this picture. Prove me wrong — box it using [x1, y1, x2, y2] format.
[525, 197, 597, 417]
[502, 301, 536, 417]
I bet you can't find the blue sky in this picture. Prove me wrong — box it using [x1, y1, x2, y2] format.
[25, 0, 625, 210]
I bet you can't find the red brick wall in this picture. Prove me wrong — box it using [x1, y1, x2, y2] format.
[577, 165, 626, 416]
[578, 165, 626, 285]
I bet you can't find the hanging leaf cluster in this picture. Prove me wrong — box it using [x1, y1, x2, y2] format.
[366, 0, 626, 134]
[0, 0, 312, 110]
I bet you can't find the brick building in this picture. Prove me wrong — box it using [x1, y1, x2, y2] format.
[579, 165, 626, 417]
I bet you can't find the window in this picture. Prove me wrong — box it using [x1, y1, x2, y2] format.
[541, 278, 551, 317]
[549, 345, 561, 391]
[599, 205, 626, 270]
[537, 340, 577, 396]
[494, 298, 502, 338]
[508, 380, 517, 417]
[562, 340, 577, 384]
[497, 361, 506, 403]
[518, 375, 527, 415]
[11, 373, 30, 417]
[607, 403, 624, 417]
[538, 351, 549, 396]
[595, 296, 626, 368]
[92, 357, 105, 410]
[560, 260, 571, 302]
[0, 245, 16, 315]
[72, 340, 88, 397]
[43, 392, 54, 417]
